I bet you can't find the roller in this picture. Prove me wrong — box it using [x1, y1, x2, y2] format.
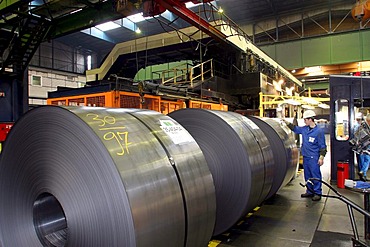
[0, 106, 215, 247]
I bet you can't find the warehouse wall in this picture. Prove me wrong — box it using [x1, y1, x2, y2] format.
[260, 29, 370, 69]
[30, 40, 98, 74]
[28, 67, 86, 106]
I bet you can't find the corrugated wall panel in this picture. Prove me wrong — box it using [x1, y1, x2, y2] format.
[330, 32, 361, 64]
[302, 37, 331, 67]
[260, 29, 370, 69]
[362, 31, 370, 60]
[275, 41, 302, 69]
[260, 45, 276, 61]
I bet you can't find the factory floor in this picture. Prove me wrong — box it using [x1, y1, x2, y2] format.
[210, 139, 370, 247]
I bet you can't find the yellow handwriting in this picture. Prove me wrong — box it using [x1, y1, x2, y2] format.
[86, 113, 131, 155]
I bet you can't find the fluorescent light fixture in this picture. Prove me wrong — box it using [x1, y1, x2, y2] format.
[304, 97, 320, 105]
[96, 21, 121, 31]
[284, 99, 301, 106]
[302, 104, 315, 109]
[285, 86, 295, 96]
[304, 66, 322, 73]
[87, 55, 91, 70]
[318, 103, 330, 109]
[70, 8, 83, 14]
[273, 80, 282, 91]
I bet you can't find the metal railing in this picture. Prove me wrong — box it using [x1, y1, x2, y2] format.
[160, 62, 191, 85]
[189, 59, 213, 87]
[158, 59, 214, 88]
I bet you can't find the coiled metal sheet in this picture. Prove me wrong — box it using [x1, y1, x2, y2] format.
[0, 106, 215, 247]
[169, 109, 274, 236]
[247, 116, 299, 197]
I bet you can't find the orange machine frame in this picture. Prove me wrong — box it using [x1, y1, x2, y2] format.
[47, 91, 227, 114]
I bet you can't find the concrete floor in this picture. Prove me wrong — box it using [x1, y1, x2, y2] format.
[210, 137, 370, 247]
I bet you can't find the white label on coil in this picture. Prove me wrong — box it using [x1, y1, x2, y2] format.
[160, 120, 193, 144]
[243, 118, 260, 130]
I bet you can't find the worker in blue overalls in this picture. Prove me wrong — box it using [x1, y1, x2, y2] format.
[284, 110, 327, 201]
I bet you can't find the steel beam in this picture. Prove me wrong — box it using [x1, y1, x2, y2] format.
[154, 0, 227, 43]
[47, 1, 135, 39]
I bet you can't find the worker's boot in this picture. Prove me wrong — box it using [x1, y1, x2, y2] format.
[301, 193, 314, 198]
[359, 171, 367, 182]
[312, 195, 321, 201]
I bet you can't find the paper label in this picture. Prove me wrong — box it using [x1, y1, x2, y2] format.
[160, 120, 193, 144]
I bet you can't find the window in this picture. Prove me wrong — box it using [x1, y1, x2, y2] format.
[335, 99, 349, 141]
[87, 55, 92, 70]
[31, 75, 42, 86]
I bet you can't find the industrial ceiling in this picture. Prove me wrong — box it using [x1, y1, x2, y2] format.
[0, 0, 356, 59]
[54, 0, 356, 54]
[0, 0, 365, 95]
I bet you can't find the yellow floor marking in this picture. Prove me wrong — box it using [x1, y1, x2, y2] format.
[208, 240, 222, 246]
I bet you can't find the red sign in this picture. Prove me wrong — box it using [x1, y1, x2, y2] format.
[0, 123, 13, 142]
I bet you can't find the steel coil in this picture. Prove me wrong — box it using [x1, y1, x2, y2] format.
[0, 106, 298, 246]
[169, 109, 275, 235]
[247, 116, 299, 196]
[0, 106, 215, 247]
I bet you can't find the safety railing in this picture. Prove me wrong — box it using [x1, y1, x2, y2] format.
[159, 59, 214, 88]
[189, 59, 213, 87]
[160, 62, 191, 85]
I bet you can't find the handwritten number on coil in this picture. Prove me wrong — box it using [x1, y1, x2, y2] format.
[87, 113, 131, 156]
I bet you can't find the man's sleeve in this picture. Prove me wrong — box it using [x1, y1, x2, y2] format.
[318, 130, 327, 159]
[283, 119, 302, 134]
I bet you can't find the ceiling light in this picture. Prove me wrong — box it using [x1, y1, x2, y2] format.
[284, 99, 301, 106]
[304, 66, 322, 73]
[302, 104, 315, 109]
[291, 69, 296, 73]
[218, 7, 224, 13]
[135, 28, 141, 34]
[273, 80, 282, 91]
[96, 21, 121, 31]
[285, 86, 294, 96]
[304, 97, 320, 105]
[318, 103, 330, 109]
[70, 8, 82, 14]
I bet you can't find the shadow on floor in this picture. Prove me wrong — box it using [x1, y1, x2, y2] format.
[310, 231, 353, 247]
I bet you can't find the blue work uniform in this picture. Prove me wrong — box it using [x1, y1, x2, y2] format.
[293, 124, 326, 195]
[359, 143, 370, 177]
[361, 153, 370, 177]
